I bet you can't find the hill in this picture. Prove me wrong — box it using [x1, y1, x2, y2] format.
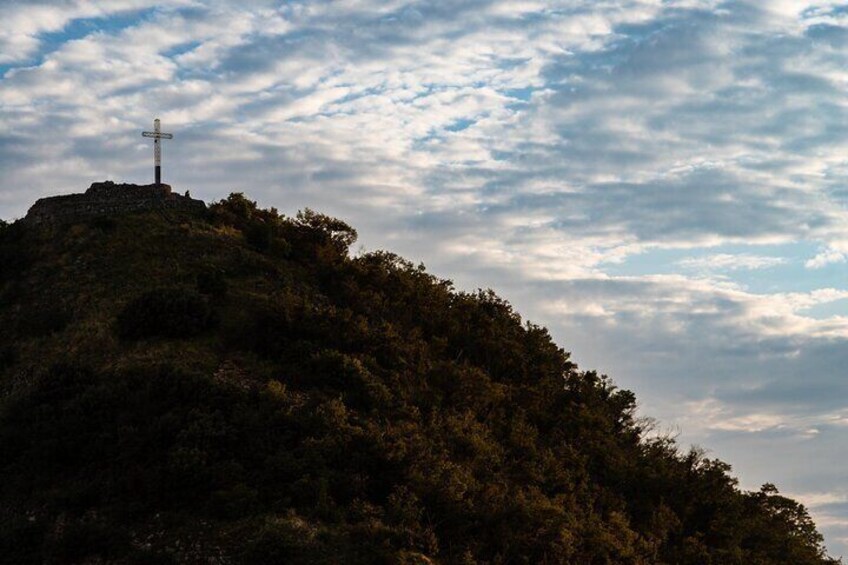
[0, 192, 840, 564]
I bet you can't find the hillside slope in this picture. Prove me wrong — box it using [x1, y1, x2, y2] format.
[0, 193, 839, 564]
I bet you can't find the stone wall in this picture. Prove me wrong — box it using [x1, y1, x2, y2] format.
[25, 181, 206, 225]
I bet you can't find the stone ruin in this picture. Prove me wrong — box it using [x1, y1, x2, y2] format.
[25, 181, 206, 225]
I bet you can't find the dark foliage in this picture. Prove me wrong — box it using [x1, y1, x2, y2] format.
[196, 268, 229, 298]
[0, 196, 838, 564]
[208, 193, 291, 256]
[0, 346, 15, 371]
[0, 219, 31, 283]
[89, 216, 117, 233]
[116, 287, 217, 340]
[244, 220, 273, 251]
[17, 306, 73, 338]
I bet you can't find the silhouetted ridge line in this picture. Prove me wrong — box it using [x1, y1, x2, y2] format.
[24, 181, 205, 225]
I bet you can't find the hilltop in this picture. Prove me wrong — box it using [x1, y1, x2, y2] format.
[0, 190, 839, 564]
[24, 181, 205, 225]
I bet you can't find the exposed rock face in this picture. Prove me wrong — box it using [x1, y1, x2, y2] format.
[25, 181, 206, 225]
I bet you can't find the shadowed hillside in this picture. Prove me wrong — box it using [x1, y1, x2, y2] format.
[0, 193, 839, 564]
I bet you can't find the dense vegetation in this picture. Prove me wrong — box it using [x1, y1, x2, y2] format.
[0, 196, 839, 564]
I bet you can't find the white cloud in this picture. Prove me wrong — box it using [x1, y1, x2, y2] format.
[678, 253, 787, 272]
[806, 246, 847, 269]
[0, 0, 187, 64]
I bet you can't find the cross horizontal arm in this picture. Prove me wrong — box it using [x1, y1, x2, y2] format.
[142, 132, 174, 139]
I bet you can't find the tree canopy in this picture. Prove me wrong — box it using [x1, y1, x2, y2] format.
[0, 196, 839, 564]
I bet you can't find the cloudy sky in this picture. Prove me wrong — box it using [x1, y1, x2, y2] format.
[3, 0, 848, 555]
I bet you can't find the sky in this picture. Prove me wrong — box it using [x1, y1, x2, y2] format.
[2, 0, 848, 556]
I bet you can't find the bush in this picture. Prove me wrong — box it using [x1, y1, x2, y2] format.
[48, 520, 131, 563]
[116, 288, 217, 340]
[0, 515, 45, 564]
[296, 209, 357, 249]
[17, 306, 72, 338]
[0, 220, 31, 283]
[89, 216, 117, 233]
[239, 515, 320, 563]
[208, 194, 293, 256]
[245, 221, 273, 252]
[196, 268, 228, 298]
[0, 346, 17, 370]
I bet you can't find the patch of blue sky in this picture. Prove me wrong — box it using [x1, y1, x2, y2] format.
[801, 4, 848, 18]
[511, 9, 550, 23]
[613, 19, 669, 41]
[1, 8, 158, 77]
[40, 8, 156, 46]
[498, 57, 531, 71]
[332, 86, 386, 106]
[164, 40, 210, 81]
[731, 257, 846, 295]
[407, 84, 439, 103]
[411, 130, 443, 151]
[163, 41, 201, 59]
[829, 5, 848, 16]
[445, 118, 476, 132]
[800, 298, 848, 319]
[504, 86, 535, 102]
[602, 242, 847, 294]
[503, 87, 536, 112]
[172, 67, 219, 82]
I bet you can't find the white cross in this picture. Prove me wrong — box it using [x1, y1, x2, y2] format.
[142, 118, 173, 185]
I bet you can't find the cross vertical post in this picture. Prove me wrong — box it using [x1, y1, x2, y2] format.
[142, 118, 174, 186]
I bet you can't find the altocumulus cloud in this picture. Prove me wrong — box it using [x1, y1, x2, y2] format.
[2, 0, 848, 556]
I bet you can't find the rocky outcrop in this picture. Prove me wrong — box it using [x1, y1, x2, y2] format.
[25, 181, 206, 225]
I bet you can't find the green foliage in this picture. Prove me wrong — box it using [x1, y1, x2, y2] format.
[0, 219, 31, 283]
[238, 515, 323, 563]
[196, 267, 229, 298]
[88, 215, 117, 233]
[296, 208, 358, 249]
[0, 346, 16, 371]
[116, 287, 217, 340]
[17, 305, 72, 338]
[0, 196, 838, 564]
[208, 193, 291, 255]
[244, 220, 273, 251]
[208, 192, 265, 224]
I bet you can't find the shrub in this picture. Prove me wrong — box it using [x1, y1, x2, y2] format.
[116, 288, 217, 340]
[245, 221, 273, 251]
[296, 209, 357, 249]
[196, 268, 228, 298]
[0, 346, 17, 370]
[0, 220, 31, 283]
[208, 193, 263, 225]
[240, 515, 320, 563]
[89, 216, 117, 232]
[17, 306, 72, 338]
[48, 520, 131, 563]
